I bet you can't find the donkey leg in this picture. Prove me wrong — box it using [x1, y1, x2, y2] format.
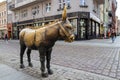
[20, 45, 26, 68]
[46, 48, 53, 75]
[27, 48, 33, 67]
[39, 48, 48, 77]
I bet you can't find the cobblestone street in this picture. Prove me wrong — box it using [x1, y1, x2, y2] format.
[0, 37, 120, 80]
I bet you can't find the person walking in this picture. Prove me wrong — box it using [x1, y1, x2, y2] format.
[111, 29, 115, 43]
[4, 33, 8, 43]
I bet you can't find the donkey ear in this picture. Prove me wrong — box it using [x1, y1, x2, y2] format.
[62, 6, 67, 21]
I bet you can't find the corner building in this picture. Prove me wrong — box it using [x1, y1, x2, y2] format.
[9, 0, 104, 40]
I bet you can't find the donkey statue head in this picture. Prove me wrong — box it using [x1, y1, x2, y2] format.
[59, 6, 75, 42]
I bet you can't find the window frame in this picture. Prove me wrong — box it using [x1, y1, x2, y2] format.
[46, 2, 51, 13]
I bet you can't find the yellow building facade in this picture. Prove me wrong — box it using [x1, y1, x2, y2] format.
[0, 1, 7, 39]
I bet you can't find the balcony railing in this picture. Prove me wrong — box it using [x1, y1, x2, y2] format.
[97, 0, 104, 4]
[94, 0, 104, 4]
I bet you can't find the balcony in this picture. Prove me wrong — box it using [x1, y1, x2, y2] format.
[11, 0, 45, 11]
[9, 4, 15, 10]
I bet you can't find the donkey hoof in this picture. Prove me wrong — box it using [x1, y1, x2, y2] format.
[48, 69, 53, 75]
[41, 73, 48, 78]
[29, 63, 33, 67]
[20, 64, 25, 68]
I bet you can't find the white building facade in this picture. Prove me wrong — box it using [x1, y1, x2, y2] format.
[9, 0, 104, 40]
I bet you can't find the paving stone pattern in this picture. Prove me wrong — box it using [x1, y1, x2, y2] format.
[0, 38, 120, 80]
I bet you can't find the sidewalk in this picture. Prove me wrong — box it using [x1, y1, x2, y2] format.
[0, 64, 39, 80]
[0, 61, 117, 80]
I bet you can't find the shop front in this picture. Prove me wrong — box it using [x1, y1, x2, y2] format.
[12, 12, 101, 40]
[0, 27, 7, 39]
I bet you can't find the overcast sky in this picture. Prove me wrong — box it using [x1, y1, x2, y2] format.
[0, 0, 119, 19]
[0, 0, 5, 2]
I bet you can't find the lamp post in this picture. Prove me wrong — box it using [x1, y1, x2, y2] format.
[32, 10, 36, 27]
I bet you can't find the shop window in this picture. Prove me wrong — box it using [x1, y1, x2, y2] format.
[88, 20, 92, 36]
[80, 19, 86, 39]
[70, 19, 77, 35]
[92, 21, 95, 36]
[96, 23, 99, 37]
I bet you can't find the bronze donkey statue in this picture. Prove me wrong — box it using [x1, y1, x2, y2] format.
[19, 6, 75, 77]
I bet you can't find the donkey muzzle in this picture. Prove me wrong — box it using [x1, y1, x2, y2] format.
[65, 34, 75, 42]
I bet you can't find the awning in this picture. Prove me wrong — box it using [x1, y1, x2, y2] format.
[0, 27, 7, 30]
[90, 13, 101, 23]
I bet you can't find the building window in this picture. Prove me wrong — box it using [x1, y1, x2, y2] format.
[58, 0, 62, 9]
[4, 19, 6, 24]
[46, 2, 51, 12]
[2, 12, 3, 16]
[63, 0, 66, 8]
[66, 0, 71, 8]
[58, 0, 71, 11]
[93, 1, 98, 13]
[31, 5, 39, 15]
[80, 0, 85, 6]
[15, 12, 19, 21]
[2, 20, 3, 24]
[21, 9, 28, 18]
[4, 11, 6, 16]
[80, 0, 88, 7]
